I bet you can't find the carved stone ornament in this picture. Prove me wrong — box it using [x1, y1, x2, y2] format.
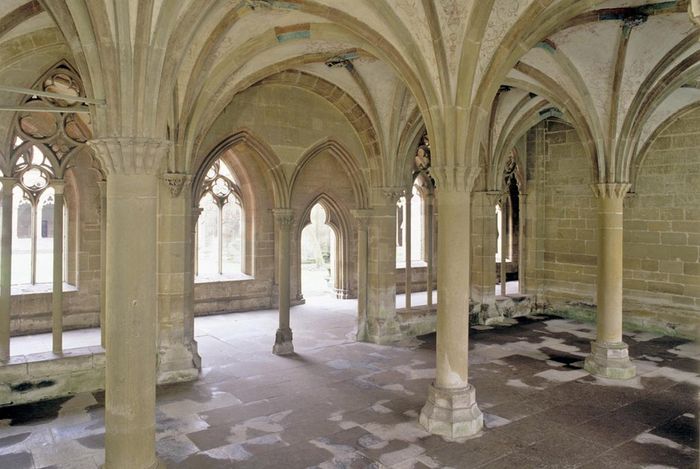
[691, 0, 700, 26]
[162, 173, 191, 198]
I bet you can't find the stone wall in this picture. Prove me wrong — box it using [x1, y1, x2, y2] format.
[526, 112, 700, 338]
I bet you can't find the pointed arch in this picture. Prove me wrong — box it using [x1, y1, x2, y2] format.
[290, 138, 369, 210]
[296, 192, 353, 300]
[192, 128, 288, 209]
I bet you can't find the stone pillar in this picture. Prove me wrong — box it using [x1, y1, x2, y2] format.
[351, 209, 371, 340]
[471, 191, 499, 317]
[426, 193, 434, 309]
[500, 200, 507, 296]
[404, 189, 412, 309]
[156, 173, 201, 384]
[98, 180, 107, 348]
[584, 183, 635, 379]
[88, 138, 168, 469]
[0, 178, 15, 363]
[420, 167, 483, 438]
[518, 193, 527, 293]
[272, 209, 294, 355]
[359, 188, 402, 344]
[52, 180, 65, 354]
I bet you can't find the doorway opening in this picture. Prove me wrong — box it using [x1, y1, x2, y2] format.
[301, 203, 336, 297]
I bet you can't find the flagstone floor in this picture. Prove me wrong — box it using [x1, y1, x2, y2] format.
[0, 297, 697, 468]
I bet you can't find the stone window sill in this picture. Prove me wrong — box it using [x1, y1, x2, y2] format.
[11, 283, 78, 296]
[195, 272, 254, 284]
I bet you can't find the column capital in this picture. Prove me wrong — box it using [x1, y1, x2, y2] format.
[379, 186, 405, 203]
[51, 179, 65, 195]
[161, 172, 192, 198]
[432, 165, 480, 193]
[591, 183, 631, 200]
[272, 208, 295, 226]
[0, 177, 17, 192]
[88, 138, 171, 176]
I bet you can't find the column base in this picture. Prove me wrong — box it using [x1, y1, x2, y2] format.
[356, 317, 402, 345]
[156, 341, 201, 385]
[584, 341, 636, 379]
[419, 383, 483, 439]
[272, 327, 294, 355]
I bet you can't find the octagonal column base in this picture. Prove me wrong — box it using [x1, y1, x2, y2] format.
[584, 340, 636, 379]
[419, 383, 483, 439]
[272, 327, 294, 355]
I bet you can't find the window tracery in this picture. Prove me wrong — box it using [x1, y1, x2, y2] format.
[196, 159, 244, 279]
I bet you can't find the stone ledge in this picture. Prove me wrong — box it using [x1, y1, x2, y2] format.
[0, 346, 105, 406]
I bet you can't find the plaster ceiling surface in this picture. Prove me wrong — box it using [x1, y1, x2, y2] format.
[551, 20, 621, 139]
[518, 45, 585, 113]
[492, 88, 531, 139]
[474, 0, 534, 98]
[639, 86, 700, 148]
[0, 11, 53, 44]
[208, 9, 333, 65]
[618, 14, 698, 133]
[295, 63, 371, 111]
[433, 0, 470, 77]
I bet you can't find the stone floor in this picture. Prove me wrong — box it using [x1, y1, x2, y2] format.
[0, 297, 697, 468]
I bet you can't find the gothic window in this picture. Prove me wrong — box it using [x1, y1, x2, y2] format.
[196, 159, 244, 279]
[396, 184, 425, 266]
[10, 146, 64, 285]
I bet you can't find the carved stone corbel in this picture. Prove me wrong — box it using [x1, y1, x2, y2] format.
[162, 173, 191, 198]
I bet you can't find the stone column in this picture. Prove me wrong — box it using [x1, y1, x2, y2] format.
[426, 193, 434, 309]
[584, 183, 635, 379]
[52, 180, 65, 354]
[98, 180, 107, 348]
[420, 167, 483, 438]
[500, 200, 508, 296]
[156, 173, 201, 384]
[0, 178, 15, 363]
[272, 209, 294, 355]
[359, 188, 402, 344]
[471, 191, 499, 317]
[351, 209, 371, 341]
[518, 193, 527, 293]
[88, 138, 168, 469]
[404, 189, 412, 309]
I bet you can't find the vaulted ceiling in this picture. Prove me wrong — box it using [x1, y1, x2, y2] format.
[0, 0, 696, 186]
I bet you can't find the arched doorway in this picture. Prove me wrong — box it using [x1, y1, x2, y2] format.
[300, 203, 337, 297]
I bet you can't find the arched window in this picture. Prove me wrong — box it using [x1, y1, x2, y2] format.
[196, 159, 244, 280]
[10, 145, 65, 286]
[396, 184, 425, 266]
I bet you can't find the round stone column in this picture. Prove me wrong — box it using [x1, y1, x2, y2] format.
[419, 166, 483, 438]
[89, 138, 169, 469]
[584, 183, 636, 379]
[0, 177, 16, 363]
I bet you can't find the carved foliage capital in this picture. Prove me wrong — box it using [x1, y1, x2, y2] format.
[88, 138, 171, 176]
[380, 187, 405, 202]
[272, 208, 295, 227]
[591, 183, 631, 200]
[431, 165, 480, 193]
